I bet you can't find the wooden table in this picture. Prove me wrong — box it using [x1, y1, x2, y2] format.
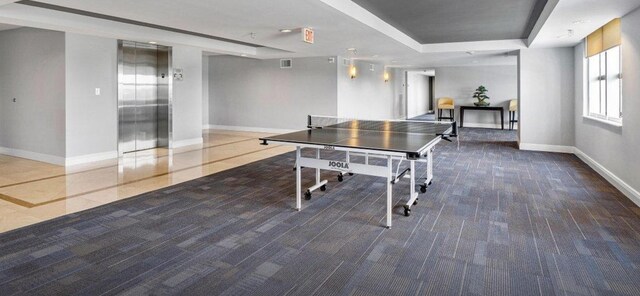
[459, 106, 504, 130]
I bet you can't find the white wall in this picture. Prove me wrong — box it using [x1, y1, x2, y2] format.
[65, 33, 118, 158]
[519, 48, 575, 149]
[434, 65, 517, 127]
[202, 55, 210, 127]
[209, 56, 338, 131]
[172, 45, 203, 144]
[406, 72, 430, 118]
[337, 59, 401, 119]
[0, 28, 66, 162]
[573, 7, 640, 202]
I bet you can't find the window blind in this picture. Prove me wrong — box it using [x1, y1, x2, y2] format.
[587, 18, 621, 57]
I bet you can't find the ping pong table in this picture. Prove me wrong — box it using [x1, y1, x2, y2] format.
[259, 115, 457, 229]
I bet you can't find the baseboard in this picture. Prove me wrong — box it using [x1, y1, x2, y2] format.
[65, 151, 118, 167]
[573, 148, 640, 207]
[518, 143, 574, 153]
[207, 125, 297, 134]
[0, 146, 65, 166]
[172, 137, 204, 148]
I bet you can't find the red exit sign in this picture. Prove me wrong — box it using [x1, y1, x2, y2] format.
[303, 27, 314, 44]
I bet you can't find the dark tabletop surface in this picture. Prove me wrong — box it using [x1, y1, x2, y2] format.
[261, 121, 452, 154]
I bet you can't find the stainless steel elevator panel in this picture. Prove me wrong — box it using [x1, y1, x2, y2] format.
[119, 41, 137, 154]
[118, 41, 172, 155]
[134, 44, 159, 151]
[157, 46, 171, 147]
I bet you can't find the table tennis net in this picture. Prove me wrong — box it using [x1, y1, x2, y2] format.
[308, 115, 456, 135]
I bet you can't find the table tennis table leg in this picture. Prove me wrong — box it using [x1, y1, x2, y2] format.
[338, 151, 354, 182]
[296, 146, 302, 211]
[316, 148, 321, 185]
[420, 148, 434, 193]
[304, 149, 328, 200]
[386, 155, 393, 229]
[402, 160, 419, 217]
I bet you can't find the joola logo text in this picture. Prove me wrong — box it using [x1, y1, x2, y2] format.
[328, 161, 349, 169]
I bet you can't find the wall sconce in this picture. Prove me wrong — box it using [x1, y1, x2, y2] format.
[349, 65, 357, 79]
[383, 71, 390, 83]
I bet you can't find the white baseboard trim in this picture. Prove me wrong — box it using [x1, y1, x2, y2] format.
[207, 125, 297, 134]
[574, 148, 640, 207]
[0, 146, 65, 166]
[65, 151, 118, 167]
[519, 143, 574, 153]
[172, 137, 204, 148]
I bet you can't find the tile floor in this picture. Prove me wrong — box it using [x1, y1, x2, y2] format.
[0, 129, 293, 233]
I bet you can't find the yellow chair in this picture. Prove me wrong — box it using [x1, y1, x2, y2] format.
[509, 99, 518, 130]
[437, 97, 455, 122]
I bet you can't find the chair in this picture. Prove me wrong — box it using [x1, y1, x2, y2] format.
[437, 97, 455, 122]
[509, 99, 518, 130]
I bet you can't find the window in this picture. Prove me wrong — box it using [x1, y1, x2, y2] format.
[585, 18, 622, 125]
[587, 46, 622, 123]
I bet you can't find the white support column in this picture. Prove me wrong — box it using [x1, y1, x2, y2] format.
[296, 146, 302, 211]
[386, 155, 393, 229]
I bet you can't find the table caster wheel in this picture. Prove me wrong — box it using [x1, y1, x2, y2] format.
[320, 185, 327, 191]
[338, 175, 343, 182]
[403, 206, 411, 217]
[304, 190, 312, 200]
[348, 173, 354, 176]
[413, 198, 419, 206]
[428, 180, 432, 186]
[420, 185, 427, 193]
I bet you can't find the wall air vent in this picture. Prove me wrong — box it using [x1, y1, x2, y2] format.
[280, 59, 292, 68]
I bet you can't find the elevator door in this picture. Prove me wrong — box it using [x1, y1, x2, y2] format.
[118, 41, 170, 154]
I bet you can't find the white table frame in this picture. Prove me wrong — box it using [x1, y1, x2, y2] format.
[269, 140, 440, 229]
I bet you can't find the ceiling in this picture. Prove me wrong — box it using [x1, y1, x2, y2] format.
[387, 50, 518, 69]
[352, 0, 547, 44]
[1, 0, 639, 68]
[530, 0, 640, 48]
[2, 0, 417, 59]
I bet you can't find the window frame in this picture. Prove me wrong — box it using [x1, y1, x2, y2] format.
[585, 45, 623, 126]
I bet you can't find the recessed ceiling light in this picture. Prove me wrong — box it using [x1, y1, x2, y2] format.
[148, 41, 157, 44]
[279, 29, 293, 33]
[241, 54, 248, 57]
[572, 20, 586, 24]
[347, 48, 357, 51]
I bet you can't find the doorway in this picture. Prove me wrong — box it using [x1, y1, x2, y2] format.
[406, 69, 435, 119]
[117, 40, 172, 155]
